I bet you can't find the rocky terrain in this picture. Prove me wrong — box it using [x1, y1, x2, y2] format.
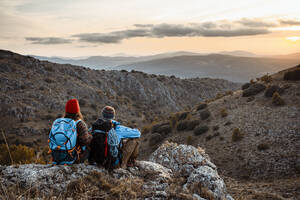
[0, 49, 299, 199]
[139, 66, 300, 199]
[0, 142, 233, 200]
[0, 49, 240, 148]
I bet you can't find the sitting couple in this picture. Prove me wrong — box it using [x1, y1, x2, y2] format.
[48, 99, 140, 169]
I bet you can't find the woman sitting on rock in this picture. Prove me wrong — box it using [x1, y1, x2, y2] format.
[48, 99, 92, 165]
[89, 106, 141, 169]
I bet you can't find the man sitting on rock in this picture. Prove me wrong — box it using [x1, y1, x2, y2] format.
[89, 106, 141, 169]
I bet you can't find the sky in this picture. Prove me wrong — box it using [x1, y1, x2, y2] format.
[0, 0, 300, 57]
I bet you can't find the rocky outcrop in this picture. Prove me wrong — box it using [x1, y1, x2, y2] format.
[0, 142, 233, 199]
[150, 142, 232, 200]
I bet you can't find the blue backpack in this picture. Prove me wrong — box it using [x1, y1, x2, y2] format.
[48, 118, 81, 165]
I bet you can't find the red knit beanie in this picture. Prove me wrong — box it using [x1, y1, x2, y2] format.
[65, 99, 80, 114]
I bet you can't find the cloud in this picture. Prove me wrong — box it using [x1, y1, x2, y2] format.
[72, 21, 272, 44]
[32, 18, 299, 45]
[237, 18, 278, 27]
[25, 37, 73, 44]
[280, 19, 300, 25]
[134, 24, 154, 28]
[72, 29, 151, 44]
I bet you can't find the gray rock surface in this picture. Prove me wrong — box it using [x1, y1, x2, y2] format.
[0, 142, 233, 199]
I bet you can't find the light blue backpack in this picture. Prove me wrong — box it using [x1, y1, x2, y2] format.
[48, 118, 81, 165]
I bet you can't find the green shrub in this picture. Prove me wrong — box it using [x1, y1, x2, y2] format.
[232, 128, 243, 142]
[194, 125, 209, 136]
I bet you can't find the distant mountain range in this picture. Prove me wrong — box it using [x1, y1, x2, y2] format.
[32, 51, 300, 82]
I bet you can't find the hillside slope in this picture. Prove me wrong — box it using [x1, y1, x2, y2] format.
[0, 49, 239, 147]
[140, 66, 300, 199]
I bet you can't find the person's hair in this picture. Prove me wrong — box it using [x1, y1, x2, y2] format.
[64, 111, 83, 121]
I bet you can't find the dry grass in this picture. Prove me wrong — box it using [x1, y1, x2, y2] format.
[225, 176, 300, 200]
[232, 128, 244, 142]
[66, 171, 144, 199]
[0, 144, 35, 165]
[220, 108, 228, 118]
[272, 92, 285, 106]
[259, 74, 273, 83]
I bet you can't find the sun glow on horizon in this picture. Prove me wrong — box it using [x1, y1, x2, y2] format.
[286, 36, 300, 42]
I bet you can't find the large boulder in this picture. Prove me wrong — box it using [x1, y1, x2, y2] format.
[150, 142, 233, 200]
[0, 142, 233, 200]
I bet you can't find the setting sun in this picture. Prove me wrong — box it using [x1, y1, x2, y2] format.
[286, 36, 300, 42]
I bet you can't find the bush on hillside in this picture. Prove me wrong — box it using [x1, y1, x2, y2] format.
[169, 111, 191, 127]
[151, 122, 172, 135]
[200, 110, 210, 120]
[176, 120, 189, 131]
[232, 128, 243, 142]
[196, 103, 207, 111]
[265, 85, 284, 98]
[186, 136, 193, 145]
[242, 83, 266, 97]
[206, 132, 220, 141]
[241, 83, 251, 90]
[0, 144, 35, 165]
[283, 69, 300, 80]
[44, 78, 54, 83]
[176, 120, 200, 132]
[272, 92, 285, 106]
[257, 143, 270, 151]
[194, 125, 209, 136]
[141, 125, 152, 134]
[259, 74, 272, 83]
[220, 108, 228, 118]
[149, 133, 163, 146]
[213, 125, 219, 131]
